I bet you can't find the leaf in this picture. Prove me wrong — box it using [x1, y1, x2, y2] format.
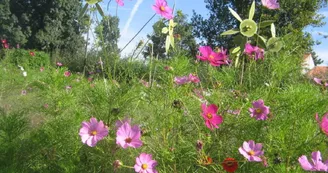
[170, 35, 175, 48]
[86, 0, 99, 5]
[96, 3, 104, 17]
[80, 4, 89, 18]
[221, 29, 240, 36]
[259, 20, 275, 28]
[235, 54, 240, 68]
[165, 35, 170, 53]
[254, 34, 267, 49]
[249, 1, 255, 20]
[232, 46, 241, 54]
[162, 27, 169, 34]
[271, 23, 276, 38]
[228, 8, 242, 22]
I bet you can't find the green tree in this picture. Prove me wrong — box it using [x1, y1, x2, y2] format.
[95, 15, 120, 56]
[0, 0, 27, 47]
[1, 0, 86, 62]
[191, 0, 327, 64]
[144, 10, 197, 59]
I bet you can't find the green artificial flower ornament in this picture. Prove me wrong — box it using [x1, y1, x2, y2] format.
[240, 19, 257, 37]
[267, 37, 283, 52]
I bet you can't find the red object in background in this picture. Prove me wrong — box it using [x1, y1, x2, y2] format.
[3, 43, 9, 49]
[29, 51, 35, 56]
[1, 39, 7, 44]
[222, 158, 238, 173]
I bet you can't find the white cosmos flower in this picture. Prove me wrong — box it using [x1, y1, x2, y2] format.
[23, 71, 27, 77]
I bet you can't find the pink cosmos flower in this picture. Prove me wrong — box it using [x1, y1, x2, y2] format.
[29, 51, 35, 56]
[314, 78, 328, 87]
[249, 99, 270, 120]
[134, 153, 158, 173]
[197, 46, 230, 66]
[261, 0, 280, 10]
[174, 76, 190, 85]
[116, 122, 143, 149]
[238, 140, 264, 162]
[79, 117, 109, 147]
[115, 118, 132, 130]
[65, 85, 72, 90]
[152, 0, 173, 20]
[201, 103, 223, 130]
[56, 62, 63, 66]
[216, 47, 231, 65]
[40, 67, 45, 72]
[116, 0, 124, 6]
[1, 39, 6, 44]
[64, 71, 71, 77]
[140, 79, 150, 87]
[298, 151, 328, 171]
[315, 112, 328, 136]
[189, 73, 200, 83]
[21, 90, 27, 95]
[244, 43, 265, 60]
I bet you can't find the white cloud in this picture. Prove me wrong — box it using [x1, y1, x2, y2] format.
[118, 29, 147, 58]
[315, 50, 328, 65]
[122, 0, 144, 35]
[319, 11, 328, 17]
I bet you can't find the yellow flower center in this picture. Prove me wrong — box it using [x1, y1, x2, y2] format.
[125, 137, 132, 143]
[255, 108, 262, 113]
[160, 6, 165, 11]
[141, 164, 148, 170]
[248, 150, 255, 156]
[226, 161, 234, 166]
[209, 55, 214, 60]
[90, 130, 97, 136]
[207, 113, 213, 119]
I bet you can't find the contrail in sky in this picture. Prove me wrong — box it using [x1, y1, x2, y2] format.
[122, 0, 144, 35]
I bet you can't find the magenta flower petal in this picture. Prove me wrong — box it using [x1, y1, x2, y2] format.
[174, 76, 190, 85]
[298, 151, 328, 171]
[239, 140, 264, 162]
[249, 99, 270, 120]
[261, 0, 280, 9]
[152, 0, 173, 20]
[79, 117, 109, 147]
[315, 113, 328, 136]
[116, 122, 143, 149]
[134, 153, 158, 173]
[116, 0, 124, 6]
[201, 103, 223, 130]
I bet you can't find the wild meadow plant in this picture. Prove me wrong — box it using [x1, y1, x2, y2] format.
[0, 0, 328, 173]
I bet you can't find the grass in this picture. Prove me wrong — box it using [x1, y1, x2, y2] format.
[0, 47, 327, 173]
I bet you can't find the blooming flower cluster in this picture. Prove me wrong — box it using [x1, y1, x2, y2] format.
[1, 39, 9, 49]
[244, 43, 265, 61]
[79, 117, 158, 172]
[196, 46, 231, 66]
[174, 73, 200, 85]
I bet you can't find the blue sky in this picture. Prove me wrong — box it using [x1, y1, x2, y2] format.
[96, 0, 328, 65]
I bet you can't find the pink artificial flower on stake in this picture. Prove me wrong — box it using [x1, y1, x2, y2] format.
[249, 99, 270, 120]
[201, 103, 223, 130]
[152, 0, 173, 20]
[64, 71, 71, 77]
[116, 122, 143, 149]
[239, 140, 264, 162]
[298, 151, 328, 171]
[261, 0, 280, 10]
[134, 153, 158, 173]
[79, 117, 109, 147]
[315, 112, 328, 136]
[189, 73, 200, 83]
[174, 76, 190, 85]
